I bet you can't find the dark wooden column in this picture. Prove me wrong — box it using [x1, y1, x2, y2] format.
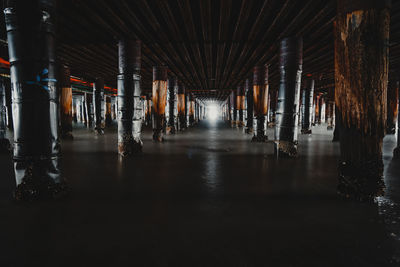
[105, 96, 112, 127]
[167, 77, 177, 134]
[5, 0, 67, 200]
[188, 93, 195, 126]
[301, 79, 314, 134]
[177, 82, 186, 130]
[0, 77, 10, 152]
[326, 87, 335, 130]
[335, 0, 390, 201]
[274, 37, 303, 157]
[145, 93, 152, 126]
[236, 85, 245, 127]
[387, 78, 398, 134]
[245, 78, 254, 133]
[393, 81, 400, 158]
[93, 78, 105, 135]
[252, 65, 269, 142]
[232, 90, 237, 127]
[152, 66, 168, 142]
[59, 65, 73, 139]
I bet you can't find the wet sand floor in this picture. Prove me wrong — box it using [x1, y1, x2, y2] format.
[0, 120, 399, 266]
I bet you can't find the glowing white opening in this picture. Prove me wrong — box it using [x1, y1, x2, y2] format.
[207, 104, 219, 121]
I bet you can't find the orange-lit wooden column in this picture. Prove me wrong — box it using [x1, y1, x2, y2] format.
[252, 65, 269, 142]
[152, 66, 168, 142]
[236, 85, 245, 127]
[188, 93, 195, 126]
[177, 82, 186, 130]
[335, 0, 390, 200]
[59, 65, 73, 139]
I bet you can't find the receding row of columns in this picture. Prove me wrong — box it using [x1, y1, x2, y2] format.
[221, 0, 396, 201]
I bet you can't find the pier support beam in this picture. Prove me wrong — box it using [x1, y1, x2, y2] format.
[5, 0, 67, 200]
[177, 82, 186, 130]
[188, 93, 195, 127]
[252, 65, 269, 142]
[245, 78, 253, 133]
[335, 0, 390, 200]
[117, 40, 142, 155]
[301, 79, 314, 134]
[167, 77, 177, 134]
[93, 78, 105, 135]
[59, 65, 73, 139]
[274, 37, 303, 157]
[152, 66, 168, 142]
[236, 85, 245, 127]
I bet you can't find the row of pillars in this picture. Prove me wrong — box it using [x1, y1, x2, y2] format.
[221, 0, 399, 201]
[0, 1, 206, 200]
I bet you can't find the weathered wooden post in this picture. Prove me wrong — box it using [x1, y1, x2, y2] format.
[177, 82, 186, 130]
[5, 0, 67, 200]
[301, 79, 314, 134]
[167, 77, 177, 134]
[188, 93, 195, 127]
[59, 65, 73, 139]
[105, 96, 112, 127]
[236, 85, 245, 127]
[93, 78, 105, 135]
[335, 0, 390, 200]
[245, 78, 254, 133]
[152, 66, 168, 142]
[274, 37, 303, 157]
[252, 65, 269, 142]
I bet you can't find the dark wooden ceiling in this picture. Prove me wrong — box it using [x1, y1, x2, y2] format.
[1, 0, 400, 101]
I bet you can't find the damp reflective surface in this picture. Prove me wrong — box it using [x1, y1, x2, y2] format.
[0, 120, 399, 266]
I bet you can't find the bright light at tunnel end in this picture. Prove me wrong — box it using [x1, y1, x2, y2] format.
[205, 101, 220, 121]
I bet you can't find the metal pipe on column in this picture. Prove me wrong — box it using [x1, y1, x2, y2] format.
[152, 66, 168, 142]
[274, 36, 303, 157]
[4, 0, 67, 200]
